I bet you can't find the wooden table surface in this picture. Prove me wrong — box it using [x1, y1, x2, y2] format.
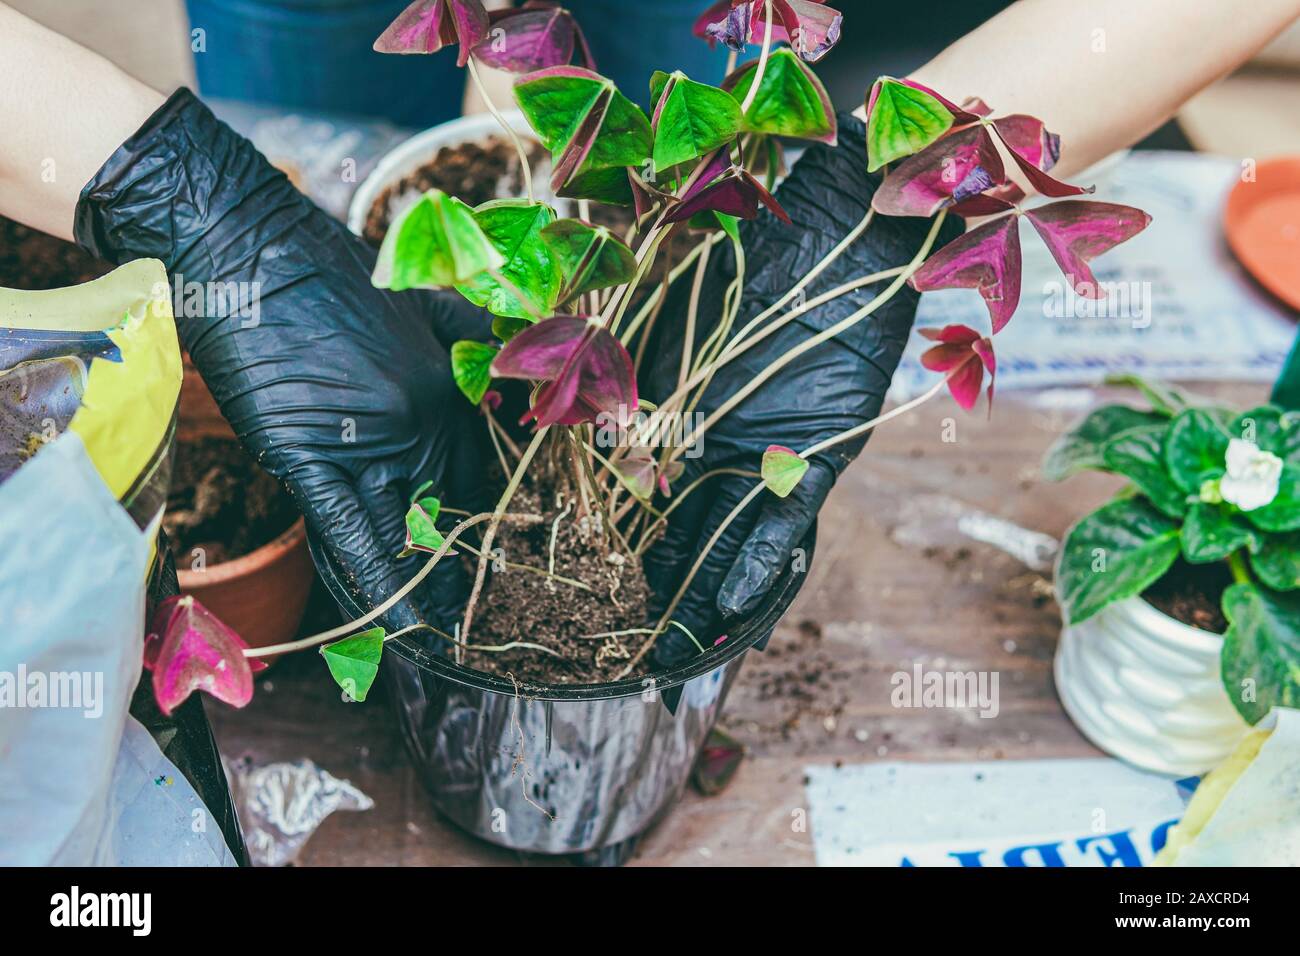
[208, 381, 1268, 866]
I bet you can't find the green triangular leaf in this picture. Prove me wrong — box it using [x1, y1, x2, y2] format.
[866, 77, 953, 172]
[492, 315, 530, 342]
[455, 200, 560, 319]
[513, 67, 652, 204]
[652, 71, 743, 172]
[540, 218, 637, 301]
[415, 495, 440, 522]
[450, 340, 499, 405]
[726, 50, 836, 144]
[373, 190, 504, 291]
[401, 501, 447, 558]
[761, 445, 808, 498]
[321, 627, 385, 703]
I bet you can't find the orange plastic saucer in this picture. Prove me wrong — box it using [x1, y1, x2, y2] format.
[1224, 156, 1300, 312]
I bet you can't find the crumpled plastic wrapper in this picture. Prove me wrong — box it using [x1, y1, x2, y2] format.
[1156, 707, 1300, 866]
[224, 757, 374, 867]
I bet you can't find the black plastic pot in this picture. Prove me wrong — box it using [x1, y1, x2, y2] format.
[311, 525, 815, 863]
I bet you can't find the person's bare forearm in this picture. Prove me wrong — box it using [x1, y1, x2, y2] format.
[858, 0, 1300, 179]
[0, 3, 162, 241]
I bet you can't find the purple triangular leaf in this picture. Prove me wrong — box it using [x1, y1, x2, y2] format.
[491, 315, 637, 427]
[375, 0, 488, 66]
[991, 116, 1091, 198]
[910, 213, 1023, 333]
[1024, 200, 1152, 297]
[551, 85, 612, 193]
[664, 166, 790, 225]
[873, 125, 1006, 218]
[474, 4, 581, 73]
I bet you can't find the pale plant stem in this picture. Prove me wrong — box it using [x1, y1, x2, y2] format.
[484, 406, 523, 459]
[582, 441, 667, 521]
[386, 621, 565, 660]
[650, 215, 884, 429]
[631, 272, 669, 369]
[646, 264, 905, 451]
[740, 1, 775, 115]
[621, 232, 723, 348]
[680, 242, 747, 427]
[485, 415, 510, 476]
[572, 627, 659, 641]
[547, 497, 573, 587]
[663, 213, 947, 468]
[245, 511, 541, 659]
[678, 239, 712, 390]
[469, 56, 533, 203]
[633, 467, 762, 554]
[455, 540, 591, 591]
[615, 480, 764, 678]
[460, 428, 549, 654]
[617, 373, 954, 678]
[607, 228, 667, 335]
[800, 378, 948, 460]
[600, 154, 716, 330]
[728, 209, 875, 355]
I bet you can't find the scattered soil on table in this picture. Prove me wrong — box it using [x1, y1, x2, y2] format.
[163, 435, 299, 568]
[720, 618, 849, 749]
[1143, 558, 1231, 633]
[0, 215, 112, 289]
[464, 483, 651, 685]
[362, 135, 633, 246]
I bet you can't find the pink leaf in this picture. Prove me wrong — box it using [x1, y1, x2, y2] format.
[695, 0, 841, 62]
[1024, 200, 1152, 297]
[144, 595, 263, 716]
[374, 0, 489, 66]
[873, 125, 1006, 218]
[910, 213, 1023, 333]
[761, 0, 843, 62]
[614, 446, 657, 499]
[919, 324, 996, 411]
[472, 3, 592, 73]
[990, 115, 1092, 198]
[948, 193, 1018, 218]
[491, 315, 638, 427]
[664, 162, 790, 225]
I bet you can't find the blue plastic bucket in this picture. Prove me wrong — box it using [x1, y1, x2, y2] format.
[185, 0, 465, 127]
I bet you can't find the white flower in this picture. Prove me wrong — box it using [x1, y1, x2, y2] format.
[1219, 438, 1282, 512]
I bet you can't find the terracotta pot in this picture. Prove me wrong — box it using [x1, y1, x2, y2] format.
[175, 362, 314, 657]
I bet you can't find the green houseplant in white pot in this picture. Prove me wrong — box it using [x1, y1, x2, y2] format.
[1048, 377, 1300, 775]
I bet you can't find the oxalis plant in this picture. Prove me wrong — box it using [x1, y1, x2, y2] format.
[141, 0, 1152, 714]
[1047, 375, 1300, 724]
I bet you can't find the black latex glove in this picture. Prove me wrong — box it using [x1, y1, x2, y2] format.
[641, 112, 962, 666]
[75, 89, 488, 635]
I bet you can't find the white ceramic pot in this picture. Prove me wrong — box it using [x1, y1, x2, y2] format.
[347, 110, 546, 238]
[1054, 593, 1250, 776]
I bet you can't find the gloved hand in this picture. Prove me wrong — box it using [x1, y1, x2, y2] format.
[641, 112, 962, 666]
[75, 89, 488, 635]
